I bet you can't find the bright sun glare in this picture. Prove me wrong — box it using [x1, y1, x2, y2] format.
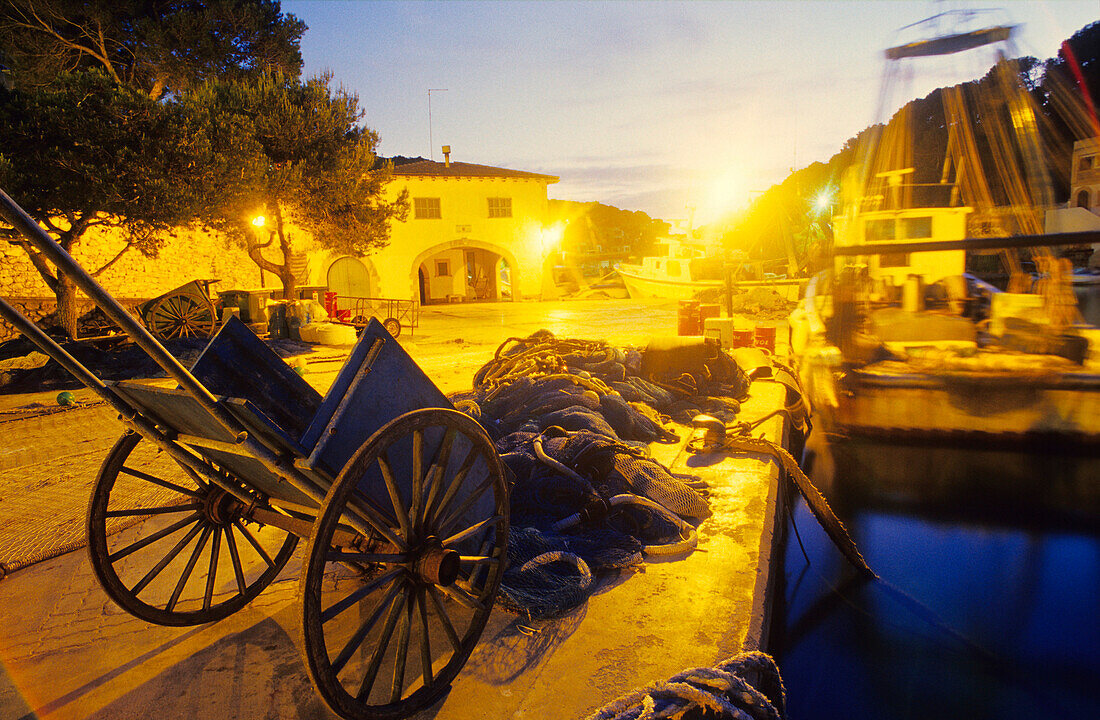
[697, 169, 751, 227]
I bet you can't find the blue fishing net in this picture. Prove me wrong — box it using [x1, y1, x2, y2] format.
[454, 330, 747, 619]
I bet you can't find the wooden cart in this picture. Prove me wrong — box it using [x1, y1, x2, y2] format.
[0, 190, 509, 720]
[140, 279, 220, 340]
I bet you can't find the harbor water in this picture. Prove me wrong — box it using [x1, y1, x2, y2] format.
[770, 428, 1100, 719]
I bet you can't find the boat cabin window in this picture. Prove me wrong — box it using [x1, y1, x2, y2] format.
[901, 216, 932, 239]
[665, 260, 682, 277]
[866, 218, 895, 241]
[879, 253, 910, 267]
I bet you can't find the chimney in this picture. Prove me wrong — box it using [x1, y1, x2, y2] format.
[442, 145, 451, 168]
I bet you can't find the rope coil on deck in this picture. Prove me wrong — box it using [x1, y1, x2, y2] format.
[585, 650, 787, 720]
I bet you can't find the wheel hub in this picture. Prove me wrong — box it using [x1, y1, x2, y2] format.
[203, 486, 242, 526]
[414, 537, 460, 586]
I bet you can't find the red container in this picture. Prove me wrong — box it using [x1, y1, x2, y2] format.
[699, 304, 721, 323]
[677, 301, 702, 335]
[754, 325, 776, 353]
[730, 329, 755, 348]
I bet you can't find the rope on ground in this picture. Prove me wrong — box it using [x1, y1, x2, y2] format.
[585, 650, 787, 720]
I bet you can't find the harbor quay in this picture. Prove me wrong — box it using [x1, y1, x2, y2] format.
[0, 298, 795, 719]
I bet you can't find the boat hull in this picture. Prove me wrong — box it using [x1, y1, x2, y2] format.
[616, 266, 722, 300]
[618, 266, 806, 302]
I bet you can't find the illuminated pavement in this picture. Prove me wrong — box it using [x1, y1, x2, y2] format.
[0, 298, 791, 719]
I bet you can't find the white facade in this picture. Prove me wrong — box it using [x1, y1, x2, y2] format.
[305, 157, 559, 307]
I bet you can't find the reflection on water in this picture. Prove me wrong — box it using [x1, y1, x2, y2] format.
[1074, 283, 1100, 326]
[771, 434, 1100, 720]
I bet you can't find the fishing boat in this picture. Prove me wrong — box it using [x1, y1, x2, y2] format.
[618, 237, 807, 301]
[616, 236, 723, 300]
[787, 12, 1100, 497]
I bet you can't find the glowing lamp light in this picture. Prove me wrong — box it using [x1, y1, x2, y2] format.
[539, 222, 566, 255]
[252, 215, 266, 227]
[813, 190, 835, 215]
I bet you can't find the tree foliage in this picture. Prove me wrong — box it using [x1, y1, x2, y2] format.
[0, 1, 312, 337]
[549, 199, 670, 258]
[0, 0, 305, 99]
[195, 71, 409, 299]
[0, 70, 246, 334]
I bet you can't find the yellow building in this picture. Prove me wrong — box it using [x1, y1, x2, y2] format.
[307, 150, 559, 307]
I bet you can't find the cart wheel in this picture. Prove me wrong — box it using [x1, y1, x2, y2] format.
[147, 294, 216, 339]
[301, 408, 508, 720]
[87, 432, 298, 626]
[382, 318, 401, 338]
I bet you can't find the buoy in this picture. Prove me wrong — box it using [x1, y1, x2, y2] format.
[57, 391, 76, 406]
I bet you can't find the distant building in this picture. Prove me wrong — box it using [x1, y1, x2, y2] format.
[306, 149, 559, 306]
[1045, 137, 1100, 266]
[1070, 137, 1100, 213]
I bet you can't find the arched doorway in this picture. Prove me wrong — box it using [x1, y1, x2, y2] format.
[414, 242, 514, 304]
[326, 257, 372, 310]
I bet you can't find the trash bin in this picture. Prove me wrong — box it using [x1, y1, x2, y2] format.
[267, 301, 288, 339]
[677, 301, 702, 335]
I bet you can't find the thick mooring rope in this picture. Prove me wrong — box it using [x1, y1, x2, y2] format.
[586, 651, 787, 720]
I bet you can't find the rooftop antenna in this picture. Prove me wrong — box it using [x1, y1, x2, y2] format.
[428, 88, 448, 160]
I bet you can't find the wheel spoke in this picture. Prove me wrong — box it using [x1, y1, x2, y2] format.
[109, 512, 202, 562]
[344, 494, 409, 552]
[323, 567, 402, 624]
[129, 519, 205, 595]
[420, 428, 457, 529]
[166, 524, 211, 611]
[390, 589, 414, 702]
[119, 465, 202, 498]
[409, 429, 424, 533]
[223, 523, 247, 595]
[204, 527, 222, 611]
[104, 502, 199, 518]
[330, 580, 403, 675]
[325, 550, 409, 565]
[420, 428, 455, 529]
[377, 453, 411, 541]
[425, 585, 462, 653]
[416, 586, 434, 687]
[443, 515, 504, 548]
[234, 520, 275, 568]
[429, 446, 480, 526]
[437, 474, 494, 538]
[438, 582, 486, 612]
[356, 582, 408, 700]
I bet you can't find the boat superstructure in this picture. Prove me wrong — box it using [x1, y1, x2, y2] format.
[788, 10, 1100, 491]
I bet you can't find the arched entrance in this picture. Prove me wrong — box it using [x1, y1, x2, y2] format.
[326, 257, 373, 314]
[413, 241, 516, 305]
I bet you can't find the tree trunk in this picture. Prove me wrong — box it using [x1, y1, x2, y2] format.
[273, 204, 297, 300]
[56, 273, 80, 340]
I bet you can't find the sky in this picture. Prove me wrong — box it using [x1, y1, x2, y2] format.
[282, 1, 1098, 225]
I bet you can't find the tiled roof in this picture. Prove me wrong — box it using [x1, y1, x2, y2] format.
[392, 159, 559, 183]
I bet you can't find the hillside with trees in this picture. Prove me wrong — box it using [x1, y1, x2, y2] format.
[726, 20, 1099, 272]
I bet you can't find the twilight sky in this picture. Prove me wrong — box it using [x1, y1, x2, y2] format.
[282, 1, 1098, 224]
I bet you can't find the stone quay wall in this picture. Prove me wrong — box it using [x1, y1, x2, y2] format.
[1, 225, 264, 343]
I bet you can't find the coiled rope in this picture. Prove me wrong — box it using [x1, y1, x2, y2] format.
[586, 650, 787, 720]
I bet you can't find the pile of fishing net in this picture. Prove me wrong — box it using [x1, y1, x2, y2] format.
[452, 330, 750, 618]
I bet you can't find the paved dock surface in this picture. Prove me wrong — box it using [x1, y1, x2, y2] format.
[0, 299, 792, 719]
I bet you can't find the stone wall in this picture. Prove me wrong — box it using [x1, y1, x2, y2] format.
[1, 225, 266, 342]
